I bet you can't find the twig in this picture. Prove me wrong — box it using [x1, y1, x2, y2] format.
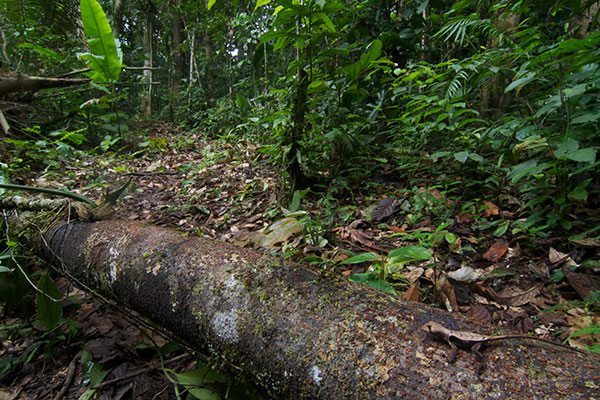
[53, 351, 81, 400]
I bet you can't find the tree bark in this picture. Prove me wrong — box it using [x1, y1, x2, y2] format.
[0, 75, 90, 96]
[41, 220, 599, 399]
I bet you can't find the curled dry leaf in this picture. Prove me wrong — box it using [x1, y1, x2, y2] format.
[426, 269, 458, 312]
[548, 247, 577, 267]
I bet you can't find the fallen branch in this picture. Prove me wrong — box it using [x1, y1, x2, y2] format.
[40, 220, 600, 399]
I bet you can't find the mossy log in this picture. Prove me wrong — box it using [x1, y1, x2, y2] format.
[41, 220, 600, 399]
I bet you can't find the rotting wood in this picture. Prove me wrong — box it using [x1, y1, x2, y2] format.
[40, 220, 600, 399]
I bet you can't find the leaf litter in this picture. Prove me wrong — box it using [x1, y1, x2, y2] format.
[2, 122, 599, 398]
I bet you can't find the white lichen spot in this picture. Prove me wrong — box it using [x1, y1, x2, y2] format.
[171, 301, 178, 313]
[108, 246, 119, 282]
[152, 261, 161, 275]
[223, 274, 239, 289]
[310, 365, 323, 386]
[211, 309, 239, 342]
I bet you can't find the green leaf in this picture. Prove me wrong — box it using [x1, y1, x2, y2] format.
[79, 0, 122, 81]
[348, 273, 397, 295]
[341, 252, 379, 264]
[255, 0, 272, 10]
[361, 39, 382, 66]
[504, 72, 536, 93]
[289, 190, 302, 212]
[36, 271, 62, 330]
[387, 245, 432, 264]
[493, 220, 509, 237]
[207, 0, 217, 10]
[570, 184, 588, 201]
[172, 365, 227, 400]
[561, 148, 596, 163]
[454, 151, 468, 163]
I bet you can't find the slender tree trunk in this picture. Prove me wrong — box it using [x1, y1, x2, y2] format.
[112, 0, 124, 36]
[141, 6, 153, 118]
[40, 219, 600, 400]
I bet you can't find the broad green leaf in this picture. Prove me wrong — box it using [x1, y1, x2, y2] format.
[570, 184, 588, 201]
[349, 273, 397, 295]
[388, 245, 432, 264]
[360, 40, 382, 66]
[341, 252, 379, 264]
[289, 190, 302, 212]
[36, 271, 62, 330]
[554, 138, 580, 159]
[454, 151, 468, 163]
[207, 0, 217, 10]
[562, 148, 596, 163]
[468, 153, 484, 162]
[79, 0, 121, 81]
[571, 111, 600, 124]
[314, 12, 335, 33]
[493, 220, 510, 237]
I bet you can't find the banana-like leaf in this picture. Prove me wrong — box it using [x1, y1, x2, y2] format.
[79, 0, 122, 81]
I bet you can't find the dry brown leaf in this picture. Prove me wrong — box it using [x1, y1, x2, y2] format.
[402, 283, 420, 302]
[481, 200, 499, 217]
[370, 197, 399, 222]
[562, 267, 600, 299]
[432, 270, 458, 312]
[456, 213, 472, 224]
[565, 307, 600, 349]
[493, 286, 541, 307]
[403, 267, 424, 283]
[465, 304, 492, 324]
[389, 225, 407, 233]
[482, 240, 509, 262]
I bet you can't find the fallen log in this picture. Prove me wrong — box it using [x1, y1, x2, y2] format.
[41, 220, 599, 399]
[0, 75, 90, 95]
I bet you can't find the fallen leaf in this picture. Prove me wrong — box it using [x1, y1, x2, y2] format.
[403, 267, 424, 283]
[562, 267, 600, 299]
[371, 197, 399, 222]
[402, 284, 420, 302]
[493, 286, 541, 307]
[456, 213, 472, 224]
[432, 270, 458, 312]
[481, 200, 499, 217]
[389, 225, 407, 233]
[466, 304, 492, 324]
[482, 240, 509, 262]
[570, 238, 600, 247]
[447, 266, 484, 282]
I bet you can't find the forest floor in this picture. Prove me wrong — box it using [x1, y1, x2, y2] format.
[2, 121, 599, 399]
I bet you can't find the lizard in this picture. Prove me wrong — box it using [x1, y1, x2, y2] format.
[421, 320, 588, 374]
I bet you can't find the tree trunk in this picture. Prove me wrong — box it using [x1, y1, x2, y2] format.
[141, 9, 153, 118]
[39, 219, 599, 399]
[0, 75, 89, 96]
